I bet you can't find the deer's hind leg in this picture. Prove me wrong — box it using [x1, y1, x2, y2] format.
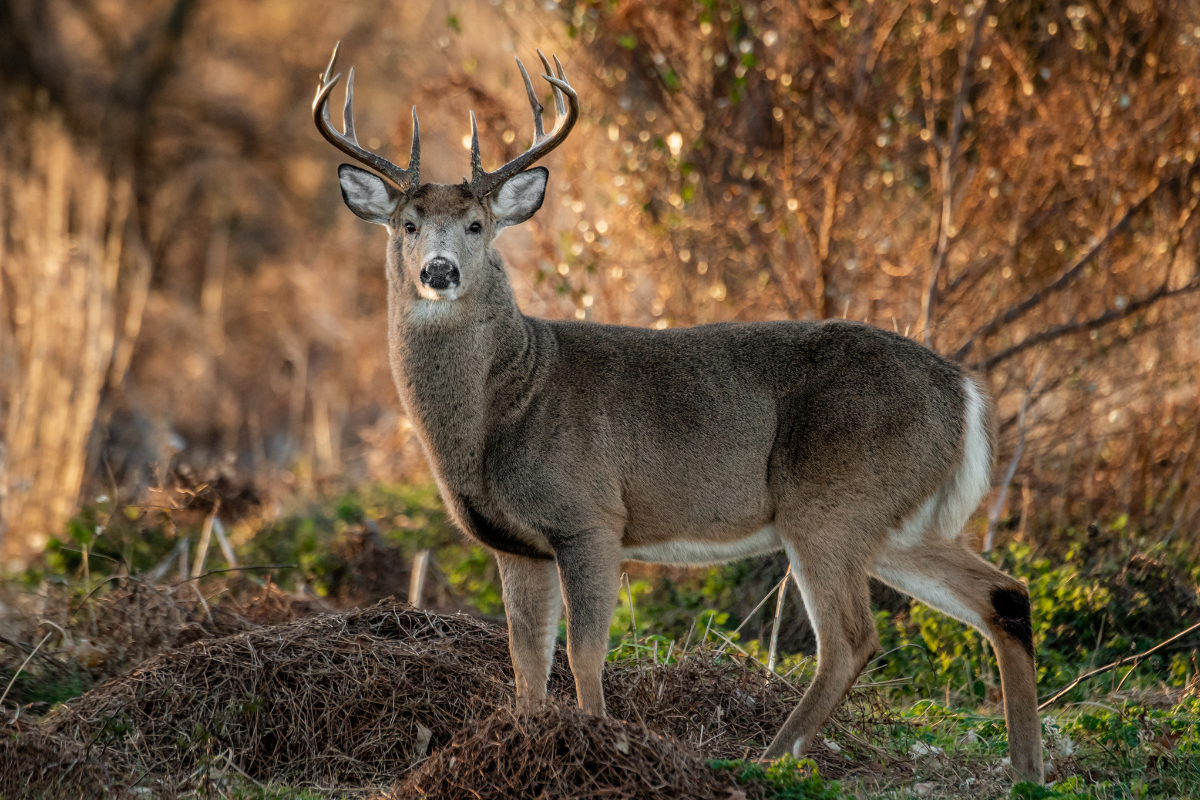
[496, 552, 562, 704]
[761, 524, 881, 760]
[872, 541, 1044, 784]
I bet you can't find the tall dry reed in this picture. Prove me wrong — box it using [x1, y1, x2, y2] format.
[1, 114, 130, 569]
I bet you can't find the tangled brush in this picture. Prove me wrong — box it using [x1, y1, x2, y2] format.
[42, 601, 893, 792]
[1, 577, 325, 712]
[46, 602, 541, 789]
[603, 649, 893, 776]
[391, 701, 747, 800]
[0, 726, 136, 800]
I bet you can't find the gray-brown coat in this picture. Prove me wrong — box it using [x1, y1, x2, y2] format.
[313, 44, 1044, 784]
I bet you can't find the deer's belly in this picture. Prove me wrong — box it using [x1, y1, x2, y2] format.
[621, 524, 782, 566]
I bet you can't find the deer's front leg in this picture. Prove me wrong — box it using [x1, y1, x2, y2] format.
[555, 534, 622, 716]
[497, 552, 562, 705]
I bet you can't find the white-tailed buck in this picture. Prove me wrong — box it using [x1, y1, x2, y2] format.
[313, 43, 1044, 783]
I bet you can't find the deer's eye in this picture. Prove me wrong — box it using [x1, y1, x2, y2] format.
[403, 222, 417, 235]
[467, 221, 482, 234]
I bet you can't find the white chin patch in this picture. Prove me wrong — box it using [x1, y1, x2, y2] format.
[416, 284, 460, 301]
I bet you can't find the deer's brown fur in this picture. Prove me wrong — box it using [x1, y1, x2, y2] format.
[316, 47, 1045, 784]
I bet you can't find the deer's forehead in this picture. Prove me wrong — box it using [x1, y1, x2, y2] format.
[406, 184, 483, 219]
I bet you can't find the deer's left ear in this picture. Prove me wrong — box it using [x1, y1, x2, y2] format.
[490, 167, 548, 230]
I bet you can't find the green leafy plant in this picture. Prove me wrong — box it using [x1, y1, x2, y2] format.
[710, 756, 843, 800]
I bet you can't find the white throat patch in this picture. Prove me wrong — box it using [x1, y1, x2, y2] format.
[408, 296, 461, 323]
[416, 284, 460, 302]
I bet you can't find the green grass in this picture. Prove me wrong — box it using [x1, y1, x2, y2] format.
[711, 756, 844, 799]
[701, 697, 1200, 799]
[3, 667, 87, 710]
[221, 787, 338, 800]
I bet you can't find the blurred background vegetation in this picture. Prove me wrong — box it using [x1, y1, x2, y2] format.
[3, 0, 1200, 705]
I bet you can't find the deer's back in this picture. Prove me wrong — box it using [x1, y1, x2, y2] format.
[497, 318, 972, 548]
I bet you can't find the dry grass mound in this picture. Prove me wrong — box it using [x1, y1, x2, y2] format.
[604, 652, 892, 777]
[1, 578, 325, 711]
[45, 601, 532, 790]
[392, 701, 745, 800]
[0, 725, 136, 800]
[40, 602, 893, 792]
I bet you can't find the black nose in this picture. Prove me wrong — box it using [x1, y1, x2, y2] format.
[420, 258, 460, 291]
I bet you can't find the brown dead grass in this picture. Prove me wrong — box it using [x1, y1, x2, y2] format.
[604, 649, 896, 777]
[389, 701, 746, 800]
[45, 602, 523, 789]
[36, 601, 895, 792]
[1, 578, 325, 710]
[0, 726, 137, 800]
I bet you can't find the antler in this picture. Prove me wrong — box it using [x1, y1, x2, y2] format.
[312, 42, 420, 192]
[468, 50, 579, 198]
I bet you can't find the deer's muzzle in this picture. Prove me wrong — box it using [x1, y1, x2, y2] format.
[420, 258, 460, 291]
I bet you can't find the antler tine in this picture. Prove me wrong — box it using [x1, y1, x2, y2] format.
[516, 58, 546, 141]
[321, 41, 340, 85]
[470, 111, 483, 182]
[408, 107, 421, 187]
[343, 67, 357, 143]
[535, 50, 565, 119]
[547, 50, 568, 117]
[467, 52, 579, 198]
[312, 41, 419, 191]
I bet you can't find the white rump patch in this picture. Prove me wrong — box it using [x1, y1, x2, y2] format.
[887, 376, 991, 548]
[938, 377, 992, 539]
[792, 736, 807, 758]
[622, 525, 782, 566]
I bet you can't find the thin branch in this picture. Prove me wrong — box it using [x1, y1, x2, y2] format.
[622, 572, 638, 649]
[720, 573, 791, 650]
[0, 632, 54, 710]
[169, 564, 299, 586]
[68, 575, 165, 618]
[1038, 619, 1200, 710]
[706, 627, 804, 694]
[976, 279, 1200, 371]
[997, 371, 1067, 435]
[766, 564, 792, 672]
[190, 503, 218, 580]
[983, 362, 1043, 552]
[944, 253, 1000, 298]
[952, 178, 1175, 362]
[213, 517, 238, 568]
[922, 0, 990, 347]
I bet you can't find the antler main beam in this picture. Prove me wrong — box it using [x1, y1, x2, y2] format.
[312, 42, 420, 192]
[468, 50, 579, 198]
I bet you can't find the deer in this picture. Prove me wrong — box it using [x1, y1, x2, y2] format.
[312, 43, 1044, 784]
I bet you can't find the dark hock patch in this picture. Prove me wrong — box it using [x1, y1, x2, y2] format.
[990, 586, 1034, 657]
[461, 496, 554, 561]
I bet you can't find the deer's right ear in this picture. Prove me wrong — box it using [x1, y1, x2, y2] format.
[338, 164, 400, 225]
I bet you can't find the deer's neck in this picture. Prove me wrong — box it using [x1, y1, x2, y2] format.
[386, 262, 546, 498]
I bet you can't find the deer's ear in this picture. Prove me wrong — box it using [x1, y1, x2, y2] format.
[338, 164, 400, 225]
[490, 167, 548, 229]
